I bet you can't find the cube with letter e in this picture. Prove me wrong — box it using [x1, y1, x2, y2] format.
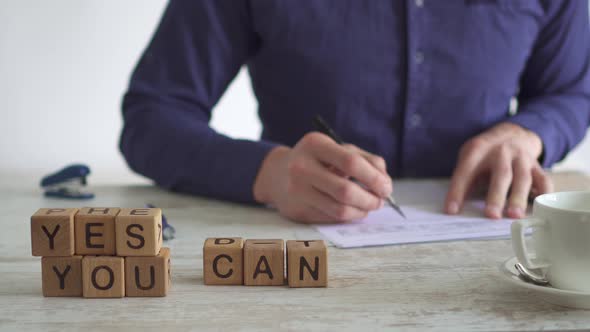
[75, 207, 120, 255]
[115, 208, 162, 256]
[286, 240, 328, 288]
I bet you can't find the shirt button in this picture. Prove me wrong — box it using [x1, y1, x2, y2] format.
[414, 52, 424, 64]
[415, 0, 424, 7]
[409, 114, 422, 128]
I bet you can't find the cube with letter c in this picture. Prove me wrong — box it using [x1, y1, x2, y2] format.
[115, 208, 162, 256]
[203, 237, 243, 285]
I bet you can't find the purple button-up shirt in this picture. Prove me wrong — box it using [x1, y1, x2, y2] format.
[121, 0, 590, 203]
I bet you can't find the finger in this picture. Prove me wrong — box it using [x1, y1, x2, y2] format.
[309, 139, 392, 198]
[299, 185, 370, 222]
[444, 151, 484, 215]
[343, 144, 388, 175]
[506, 157, 532, 219]
[485, 152, 513, 219]
[307, 159, 382, 211]
[288, 178, 368, 222]
[285, 203, 341, 224]
[531, 164, 554, 195]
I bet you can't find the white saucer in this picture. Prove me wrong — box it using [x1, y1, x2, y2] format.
[499, 257, 590, 309]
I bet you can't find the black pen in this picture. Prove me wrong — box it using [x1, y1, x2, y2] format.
[312, 115, 407, 219]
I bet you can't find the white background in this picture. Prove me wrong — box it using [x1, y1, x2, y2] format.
[1, 0, 588, 184]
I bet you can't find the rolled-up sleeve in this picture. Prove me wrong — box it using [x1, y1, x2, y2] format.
[120, 0, 277, 203]
[509, 0, 590, 167]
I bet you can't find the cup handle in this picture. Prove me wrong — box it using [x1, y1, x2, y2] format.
[511, 217, 550, 269]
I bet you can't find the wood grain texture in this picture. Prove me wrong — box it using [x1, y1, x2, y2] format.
[31, 208, 77, 256]
[41, 255, 83, 297]
[125, 247, 171, 297]
[286, 240, 327, 288]
[203, 237, 243, 285]
[4, 172, 590, 331]
[74, 207, 120, 255]
[115, 208, 162, 256]
[82, 256, 125, 298]
[244, 239, 284, 286]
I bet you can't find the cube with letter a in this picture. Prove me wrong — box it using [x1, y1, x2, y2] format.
[244, 239, 284, 286]
[31, 208, 78, 256]
[75, 207, 120, 255]
[203, 237, 243, 285]
[286, 240, 328, 287]
[115, 208, 162, 256]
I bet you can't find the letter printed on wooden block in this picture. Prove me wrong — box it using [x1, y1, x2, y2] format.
[82, 256, 125, 298]
[31, 208, 77, 256]
[125, 247, 171, 297]
[115, 208, 162, 256]
[41, 256, 83, 297]
[203, 237, 243, 285]
[244, 239, 284, 286]
[75, 207, 120, 255]
[286, 240, 328, 288]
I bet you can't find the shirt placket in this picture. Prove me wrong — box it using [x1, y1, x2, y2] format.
[401, 0, 428, 177]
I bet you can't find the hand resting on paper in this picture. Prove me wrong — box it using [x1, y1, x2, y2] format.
[445, 122, 554, 220]
[253, 132, 393, 224]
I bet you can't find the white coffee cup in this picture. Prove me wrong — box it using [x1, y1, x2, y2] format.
[511, 191, 590, 292]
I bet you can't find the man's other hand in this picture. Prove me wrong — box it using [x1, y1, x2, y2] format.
[445, 122, 553, 219]
[253, 132, 392, 223]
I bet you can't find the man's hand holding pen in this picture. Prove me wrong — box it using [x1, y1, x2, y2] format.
[253, 132, 393, 224]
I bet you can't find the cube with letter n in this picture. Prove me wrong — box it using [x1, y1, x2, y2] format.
[286, 240, 328, 288]
[115, 208, 162, 256]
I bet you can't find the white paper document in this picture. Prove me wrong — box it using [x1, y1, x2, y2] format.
[315, 203, 513, 248]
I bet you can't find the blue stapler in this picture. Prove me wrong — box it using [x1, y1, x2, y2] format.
[146, 203, 176, 241]
[41, 164, 95, 199]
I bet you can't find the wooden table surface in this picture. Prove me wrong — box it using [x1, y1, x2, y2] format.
[1, 171, 590, 332]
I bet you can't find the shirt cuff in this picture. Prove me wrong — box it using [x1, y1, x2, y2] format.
[175, 136, 279, 204]
[506, 109, 562, 168]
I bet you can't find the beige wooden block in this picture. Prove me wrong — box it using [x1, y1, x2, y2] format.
[244, 239, 284, 286]
[41, 256, 83, 297]
[31, 208, 77, 256]
[125, 247, 171, 297]
[115, 208, 162, 256]
[286, 240, 328, 288]
[203, 238, 243, 285]
[82, 256, 125, 298]
[74, 207, 120, 255]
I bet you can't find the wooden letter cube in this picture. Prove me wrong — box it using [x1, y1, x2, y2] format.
[31, 208, 77, 256]
[244, 239, 284, 286]
[41, 256, 83, 297]
[82, 256, 125, 298]
[203, 237, 243, 285]
[286, 240, 328, 288]
[125, 247, 171, 297]
[115, 208, 162, 256]
[75, 207, 120, 255]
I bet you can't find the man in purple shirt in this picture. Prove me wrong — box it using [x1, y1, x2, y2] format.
[121, 0, 590, 223]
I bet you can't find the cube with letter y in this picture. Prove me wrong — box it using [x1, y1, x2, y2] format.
[41, 256, 83, 296]
[75, 207, 120, 255]
[31, 208, 78, 256]
[203, 237, 243, 285]
[286, 240, 328, 287]
[82, 256, 125, 298]
[115, 208, 162, 256]
[125, 247, 171, 297]
[244, 239, 284, 286]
